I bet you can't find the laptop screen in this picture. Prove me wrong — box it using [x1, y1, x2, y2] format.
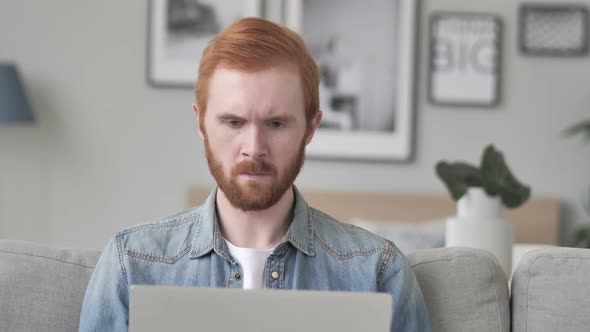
[129, 285, 392, 332]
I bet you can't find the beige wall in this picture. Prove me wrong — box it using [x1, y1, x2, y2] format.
[1, 0, 589, 249]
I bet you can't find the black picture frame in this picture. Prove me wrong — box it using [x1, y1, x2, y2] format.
[428, 13, 503, 108]
[519, 4, 589, 56]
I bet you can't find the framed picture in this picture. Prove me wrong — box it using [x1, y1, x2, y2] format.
[284, 0, 418, 161]
[147, 0, 261, 87]
[428, 13, 502, 107]
[519, 4, 588, 56]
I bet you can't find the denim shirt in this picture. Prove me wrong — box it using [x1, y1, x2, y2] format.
[79, 187, 431, 331]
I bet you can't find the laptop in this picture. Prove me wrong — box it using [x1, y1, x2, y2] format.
[129, 285, 392, 332]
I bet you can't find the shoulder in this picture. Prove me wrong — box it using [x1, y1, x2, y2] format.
[310, 207, 396, 259]
[112, 206, 202, 262]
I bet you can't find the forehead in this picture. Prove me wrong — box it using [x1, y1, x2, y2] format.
[206, 65, 305, 119]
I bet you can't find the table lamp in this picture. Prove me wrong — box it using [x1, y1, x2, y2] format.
[0, 64, 34, 123]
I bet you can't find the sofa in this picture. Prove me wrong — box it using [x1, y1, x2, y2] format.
[1, 240, 589, 332]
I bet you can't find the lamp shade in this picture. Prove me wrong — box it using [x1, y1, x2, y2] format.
[0, 64, 34, 123]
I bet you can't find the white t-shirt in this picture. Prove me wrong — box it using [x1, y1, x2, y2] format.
[225, 240, 275, 289]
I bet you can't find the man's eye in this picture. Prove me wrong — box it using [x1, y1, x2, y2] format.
[269, 121, 284, 128]
[228, 120, 242, 128]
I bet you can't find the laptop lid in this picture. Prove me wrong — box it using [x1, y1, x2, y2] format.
[129, 285, 392, 332]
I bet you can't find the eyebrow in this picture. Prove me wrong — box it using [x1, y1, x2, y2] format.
[265, 114, 297, 123]
[215, 113, 297, 123]
[216, 113, 247, 122]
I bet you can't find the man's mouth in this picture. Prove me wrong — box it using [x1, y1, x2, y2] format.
[239, 173, 272, 180]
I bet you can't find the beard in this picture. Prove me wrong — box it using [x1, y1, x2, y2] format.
[203, 136, 306, 211]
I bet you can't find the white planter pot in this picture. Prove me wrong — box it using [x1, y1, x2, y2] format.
[445, 187, 514, 277]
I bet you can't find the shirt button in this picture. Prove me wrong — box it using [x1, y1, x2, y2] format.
[234, 273, 241, 280]
[271, 271, 279, 279]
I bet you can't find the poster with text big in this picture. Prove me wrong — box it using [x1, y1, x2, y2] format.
[429, 14, 502, 107]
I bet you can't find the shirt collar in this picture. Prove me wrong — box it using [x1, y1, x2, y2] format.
[285, 186, 316, 256]
[189, 185, 315, 259]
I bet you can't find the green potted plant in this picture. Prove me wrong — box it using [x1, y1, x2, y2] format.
[435, 144, 531, 208]
[563, 120, 590, 248]
[435, 144, 532, 277]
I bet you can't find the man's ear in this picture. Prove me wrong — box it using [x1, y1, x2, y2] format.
[305, 111, 323, 145]
[193, 103, 204, 140]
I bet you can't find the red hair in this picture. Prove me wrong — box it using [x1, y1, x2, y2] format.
[195, 17, 319, 128]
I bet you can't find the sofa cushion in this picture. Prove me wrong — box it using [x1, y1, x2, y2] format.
[0, 240, 101, 332]
[511, 247, 590, 332]
[408, 247, 510, 332]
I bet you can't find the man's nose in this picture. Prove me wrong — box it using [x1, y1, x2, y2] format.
[241, 125, 268, 159]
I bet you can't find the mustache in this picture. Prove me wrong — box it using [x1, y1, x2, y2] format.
[232, 160, 276, 175]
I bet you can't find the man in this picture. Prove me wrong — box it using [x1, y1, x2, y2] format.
[79, 17, 431, 331]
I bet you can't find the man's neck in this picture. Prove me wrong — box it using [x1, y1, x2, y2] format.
[215, 187, 294, 250]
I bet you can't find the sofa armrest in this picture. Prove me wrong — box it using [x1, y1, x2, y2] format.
[408, 247, 510, 332]
[511, 247, 590, 332]
[0, 240, 101, 332]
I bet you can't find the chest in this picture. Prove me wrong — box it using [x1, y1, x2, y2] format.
[126, 250, 379, 292]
